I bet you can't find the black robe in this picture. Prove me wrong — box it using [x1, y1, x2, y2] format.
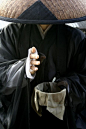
[0, 24, 86, 129]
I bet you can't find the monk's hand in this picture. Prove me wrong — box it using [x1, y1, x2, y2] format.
[30, 47, 40, 75]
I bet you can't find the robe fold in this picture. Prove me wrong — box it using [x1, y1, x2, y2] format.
[0, 23, 86, 129]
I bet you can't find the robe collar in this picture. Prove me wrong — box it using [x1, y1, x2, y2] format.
[37, 24, 52, 39]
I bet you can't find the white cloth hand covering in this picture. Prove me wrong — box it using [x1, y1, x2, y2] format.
[26, 48, 38, 79]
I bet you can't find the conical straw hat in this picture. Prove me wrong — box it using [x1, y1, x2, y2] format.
[0, 0, 86, 24]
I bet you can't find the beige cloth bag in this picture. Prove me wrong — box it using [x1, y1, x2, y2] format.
[31, 82, 66, 120]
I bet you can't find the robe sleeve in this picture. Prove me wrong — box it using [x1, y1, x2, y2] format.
[0, 23, 27, 95]
[56, 36, 86, 113]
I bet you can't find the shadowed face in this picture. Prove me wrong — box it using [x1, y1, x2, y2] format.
[39, 24, 50, 31]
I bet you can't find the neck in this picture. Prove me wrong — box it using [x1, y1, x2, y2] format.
[40, 24, 50, 31]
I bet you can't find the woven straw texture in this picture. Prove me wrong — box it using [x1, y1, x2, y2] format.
[0, 0, 86, 20]
[0, 0, 38, 18]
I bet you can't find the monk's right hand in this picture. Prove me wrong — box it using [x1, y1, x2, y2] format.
[30, 47, 40, 75]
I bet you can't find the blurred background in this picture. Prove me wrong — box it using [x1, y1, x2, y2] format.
[0, 20, 10, 29]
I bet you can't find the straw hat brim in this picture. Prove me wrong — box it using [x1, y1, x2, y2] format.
[0, 0, 86, 24]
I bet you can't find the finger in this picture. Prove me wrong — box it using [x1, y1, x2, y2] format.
[31, 60, 40, 65]
[31, 47, 36, 53]
[30, 70, 36, 75]
[30, 54, 39, 59]
[30, 66, 38, 71]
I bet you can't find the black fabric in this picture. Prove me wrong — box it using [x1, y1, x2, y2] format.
[18, 1, 57, 21]
[0, 24, 86, 129]
[1, 16, 86, 24]
[0, 123, 5, 129]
